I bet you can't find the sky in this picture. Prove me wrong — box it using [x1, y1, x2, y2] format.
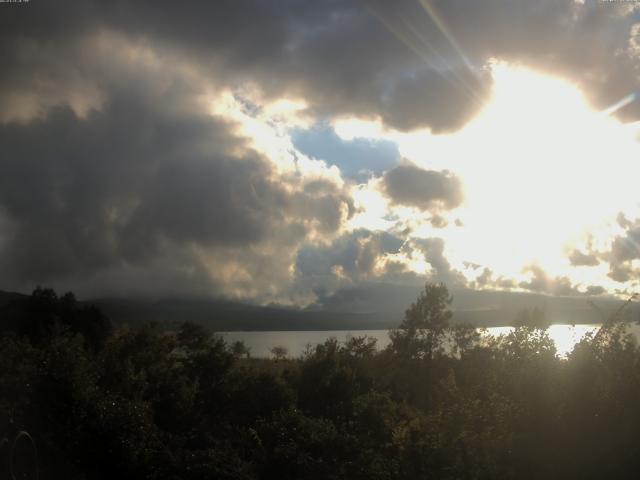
[2, 0, 640, 309]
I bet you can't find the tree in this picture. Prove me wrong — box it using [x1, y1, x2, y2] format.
[449, 323, 481, 359]
[231, 340, 251, 359]
[270, 345, 288, 361]
[389, 282, 453, 359]
[8, 287, 112, 349]
[177, 321, 210, 350]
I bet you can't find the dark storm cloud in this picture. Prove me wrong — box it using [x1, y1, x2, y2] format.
[383, 164, 463, 211]
[118, 0, 640, 124]
[3, 1, 640, 130]
[0, 0, 489, 132]
[0, 52, 354, 300]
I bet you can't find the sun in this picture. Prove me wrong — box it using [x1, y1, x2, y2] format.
[423, 63, 640, 284]
[351, 62, 640, 289]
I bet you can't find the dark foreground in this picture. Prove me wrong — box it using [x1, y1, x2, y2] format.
[2, 284, 640, 479]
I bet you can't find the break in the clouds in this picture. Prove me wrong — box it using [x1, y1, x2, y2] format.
[292, 123, 400, 182]
[2, 0, 640, 304]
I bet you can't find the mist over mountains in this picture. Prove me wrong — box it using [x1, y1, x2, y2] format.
[2, 287, 634, 331]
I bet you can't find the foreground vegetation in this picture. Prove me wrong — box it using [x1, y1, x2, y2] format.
[2, 284, 640, 479]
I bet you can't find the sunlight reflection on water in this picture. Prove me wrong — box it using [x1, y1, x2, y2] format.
[480, 325, 600, 358]
[222, 324, 630, 359]
[546, 324, 600, 357]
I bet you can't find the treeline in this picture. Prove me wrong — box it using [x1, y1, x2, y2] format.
[2, 284, 640, 479]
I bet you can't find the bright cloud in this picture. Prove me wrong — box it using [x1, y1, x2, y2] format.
[336, 62, 640, 294]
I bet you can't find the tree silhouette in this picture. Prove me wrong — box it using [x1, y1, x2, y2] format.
[4, 284, 640, 479]
[270, 345, 288, 361]
[389, 282, 453, 359]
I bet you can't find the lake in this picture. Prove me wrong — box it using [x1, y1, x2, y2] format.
[221, 324, 640, 359]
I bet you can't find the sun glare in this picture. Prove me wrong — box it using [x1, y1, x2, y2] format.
[389, 62, 640, 287]
[213, 62, 640, 292]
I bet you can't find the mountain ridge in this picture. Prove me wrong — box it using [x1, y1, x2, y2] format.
[1, 287, 637, 331]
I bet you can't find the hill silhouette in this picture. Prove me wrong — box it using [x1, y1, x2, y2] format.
[1, 287, 636, 331]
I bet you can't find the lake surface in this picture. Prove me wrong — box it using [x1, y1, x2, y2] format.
[222, 324, 640, 358]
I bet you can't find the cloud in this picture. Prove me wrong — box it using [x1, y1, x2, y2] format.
[519, 265, 579, 296]
[568, 215, 640, 285]
[602, 217, 640, 283]
[4, 1, 640, 132]
[412, 237, 467, 286]
[2, 0, 640, 304]
[0, 1, 488, 133]
[0, 39, 354, 303]
[586, 285, 606, 296]
[294, 231, 472, 304]
[475, 267, 494, 288]
[382, 164, 463, 211]
[568, 249, 600, 266]
[610, 234, 640, 264]
[296, 229, 404, 287]
[426, 0, 640, 119]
